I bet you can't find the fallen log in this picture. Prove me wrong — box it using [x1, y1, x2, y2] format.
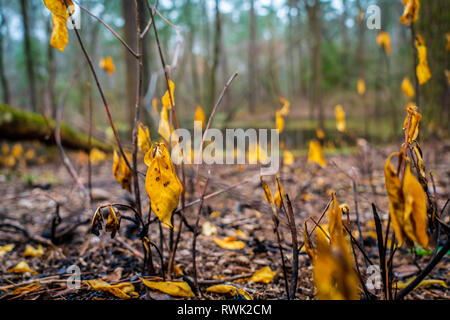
[0, 103, 111, 152]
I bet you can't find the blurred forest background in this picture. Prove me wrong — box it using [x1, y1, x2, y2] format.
[0, 0, 448, 149]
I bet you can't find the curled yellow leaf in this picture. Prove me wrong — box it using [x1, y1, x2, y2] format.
[86, 279, 138, 299]
[357, 78, 366, 95]
[308, 140, 326, 168]
[401, 77, 415, 98]
[194, 105, 205, 128]
[138, 122, 151, 154]
[161, 78, 175, 109]
[99, 56, 115, 75]
[142, 280, 194, 297]
[399, 0, 420, 25]
[7, 261, 38, 275]
[334, 105, 346, 132]
[250, 266, 276, 284]
[376, 31, 392, 56]
[23, 245, 44, 258]
[144, 143, 183, 228]
[112, 150, 132, 192]
[275, 111, 284, 132]
[214, 236, 245, 250]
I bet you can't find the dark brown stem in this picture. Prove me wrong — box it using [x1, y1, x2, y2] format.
[194, 72, 238, 189]
[192, 172, 211, 296]
[73, 0, 139, 58]
[64, 0, 132, 172]
[285, 194, 299, 300]
[131, 0, 143, 217]
[87, 82, 93, 204]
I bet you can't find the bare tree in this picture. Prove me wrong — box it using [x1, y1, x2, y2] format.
[248, 0, 257, 113]
[20, 0, 37, 111]
[0, 0, 10, 104]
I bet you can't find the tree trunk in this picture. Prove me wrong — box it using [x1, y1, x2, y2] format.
[306, 1, 323, 129]
[20, 0, 37, 111]
[0, 0, 10, 105]
[46, 20, 57, 119]
[0, 103, 111, 152]
[248, 0, 257, 113]
[122, 0, 138, 137]
[206, 0, 221, 118]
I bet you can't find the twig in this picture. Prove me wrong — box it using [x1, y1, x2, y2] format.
[87, 82, 93, 204]
[372, 203, 389, 300]
[194, 72, 238, 190]
[73, 0, 139, 58]
[192, 171, 211, 296]
[64, 0, 132, 171]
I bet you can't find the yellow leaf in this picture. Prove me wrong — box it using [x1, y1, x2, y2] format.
[283, 150, 294, 166]
[25, 149, 35, 161]
[206, 285, 251, 300]
[376, 31, 392, 55]
[250, 266, 276, 284]
[235, 229, 249, 240]
[23, 245, 45, 258]
[0, 243, 14, 257]
[144, 143, 183, 227]
[43, 0, 75, 51]
[1, 143, 9, 156]
[396, 279, 447, 290]
[274, 179, 284, 207]
[161, 78, 175, 109]
[308, 140, 326, 168]
[401, 77, 415, 98]
[152, 97, 159, 114]
[236, 288, 252, 300]
[357, 78, 366, 95]
[206, 284, 237, 295]
[105, 206, 120, 238]
[194, 105, 205, 128]
[312, 230, 359, 300]
[304, 222, 314, 261]
[112, 150, 132, 192]
[384, 153, 428, 248]
[138, 122, 151, 154]
[279, 97, 290, 116]
[214, 236, 245, 250]
[87, 280, 138, 299]
[415, 37, 431, 85]
[210, 211, 221, 218]
[7, 261, 38, 275]
[158, 105, 172, 143]
[173, 265, 184, 277]
[275, 111, 284, 132]
[247, 143, 267, 164]
[403, 160, 428, 248]
[89, 148, 106, 164]
[141, 280, 194, 297]
[413, 145, 426, 182]
[13, 283, 42, 295]
[328, 193, 345, 246]
[260, 176, 274, 205]
[12, 143, 23, 159]
[99, 56, 115, 75]
[403, 104, 422, 144]
[334, 105, 346, 132]
[399, 0, 420, 25]
[316, 128, 325, 140]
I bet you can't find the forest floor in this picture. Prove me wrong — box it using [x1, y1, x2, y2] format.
[0, 139, 449, 300]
